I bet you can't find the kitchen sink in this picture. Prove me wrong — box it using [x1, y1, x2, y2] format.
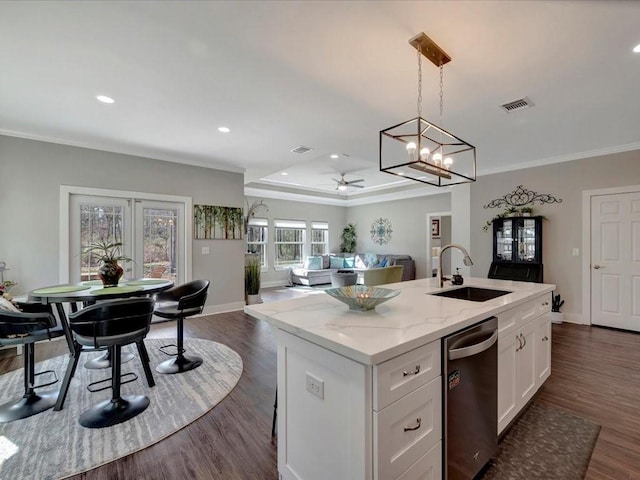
[430, 286, 511, 302]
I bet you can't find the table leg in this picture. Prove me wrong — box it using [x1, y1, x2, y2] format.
[54, 303, 75, 355]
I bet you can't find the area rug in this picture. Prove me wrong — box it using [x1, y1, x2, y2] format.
[481, 402, 600, 479]
[0, 338, 243, 480]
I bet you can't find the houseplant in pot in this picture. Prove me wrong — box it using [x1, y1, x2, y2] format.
[84, 241, 132, 287]
[340, 223, 357, 253]
[245, 255, 261, 305]
[551, 293, 565, 324]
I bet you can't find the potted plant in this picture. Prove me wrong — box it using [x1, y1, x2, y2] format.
[519, 206, 534, 216]
[340, 223, 357, 253]
[551, 293, 565, 324]
[84, 241, 132, 287]
[245, 255, 261, 305]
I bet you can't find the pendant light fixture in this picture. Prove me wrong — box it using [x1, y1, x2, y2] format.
[379, 33, 476, 187]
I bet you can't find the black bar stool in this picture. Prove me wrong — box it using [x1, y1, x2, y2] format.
[0, 303, 64, 423]
[153, 279, 209, 374]
[54, 297, 156, 428]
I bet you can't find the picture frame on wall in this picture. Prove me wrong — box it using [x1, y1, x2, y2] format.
[432, 218, 440, 238]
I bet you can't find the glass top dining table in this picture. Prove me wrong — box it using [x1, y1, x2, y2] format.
[28, 278, 174, 356]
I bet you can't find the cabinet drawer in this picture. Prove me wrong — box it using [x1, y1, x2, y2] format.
[536, 293, 552, 315]
[373, 341, 441, 411]
[374, 377, 442, 480]
[497, 307, 518, 337]
[519, 298, 538, 325]
[396, 442, 442, 480]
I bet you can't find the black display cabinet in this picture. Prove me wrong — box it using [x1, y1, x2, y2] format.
[488, 216, 543, 283]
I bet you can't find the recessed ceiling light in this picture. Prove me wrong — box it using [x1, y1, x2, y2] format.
[330, 154, 339, 159]
[398, 172, 405, 176]
[281, 172, 288, 176]
[218, 127, 230, 133]
[634, 43, 640, 53]
[96, 95, 115, 104]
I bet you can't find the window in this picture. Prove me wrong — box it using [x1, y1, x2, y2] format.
[310, 222, 329, 256]
[274, 219, 306, 268]
[247, 218, 268, 268]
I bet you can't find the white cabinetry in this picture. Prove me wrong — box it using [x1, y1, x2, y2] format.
[497, 294, 552, 434]
[277, 330, 441, 480]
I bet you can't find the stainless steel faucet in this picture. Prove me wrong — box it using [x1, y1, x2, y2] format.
[439, 243, 474, 288]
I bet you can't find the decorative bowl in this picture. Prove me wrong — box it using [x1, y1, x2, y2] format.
[325, 285, 400, 311]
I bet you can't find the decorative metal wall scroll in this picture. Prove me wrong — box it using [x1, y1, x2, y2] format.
[370, 217, 393, 245]
[483, 185, 562, 209]
[194, 205, 243, 240]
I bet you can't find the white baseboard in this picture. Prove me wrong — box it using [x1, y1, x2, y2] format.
[561, 312, 587, 325]
[200, 301, 246, 315]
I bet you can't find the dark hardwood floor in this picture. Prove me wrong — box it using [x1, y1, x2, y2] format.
[2, 289, 640, 479]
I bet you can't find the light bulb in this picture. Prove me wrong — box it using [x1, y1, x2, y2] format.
[406, 142, 417, 162]
[444, 157, 453, 168]
[432, 152, 442, 166]
[420, 147, 430, 161]
[338, 185, 347, 191]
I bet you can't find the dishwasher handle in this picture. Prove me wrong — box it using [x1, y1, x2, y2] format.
[448, 330, 498, 360]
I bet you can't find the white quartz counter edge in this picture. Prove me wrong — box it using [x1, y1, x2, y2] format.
[245, 277, 555, 365]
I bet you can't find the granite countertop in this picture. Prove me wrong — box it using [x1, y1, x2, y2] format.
[245, 277, 555, 365]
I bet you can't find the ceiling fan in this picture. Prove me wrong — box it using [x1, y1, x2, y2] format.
[333, 174, 364, 191]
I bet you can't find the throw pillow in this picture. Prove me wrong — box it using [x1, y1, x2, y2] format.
[343, 256, 355, 268]
[330, 256, 344, 269]
[378, 258, 388, 267]
[364, 252, 378, 267]
[304, 256, 323, 270]
[355, 255, 367, 269]
[321, 255, 331, 269]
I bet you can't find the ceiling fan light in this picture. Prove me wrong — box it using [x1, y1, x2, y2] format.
[337, 184, 348, 191]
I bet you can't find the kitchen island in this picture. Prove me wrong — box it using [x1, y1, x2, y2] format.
[245, 277, 555, 480]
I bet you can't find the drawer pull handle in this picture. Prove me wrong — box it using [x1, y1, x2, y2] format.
[542, 335, 549, 342]
[403, 365, 421, 377]
[404, 418, 422, 432]
[520, 333, 527, 349]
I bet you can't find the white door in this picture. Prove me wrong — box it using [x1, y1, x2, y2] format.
[69, 194, 185, 284]
[134, 200, 184, 284]
[591, 192, 640, 331]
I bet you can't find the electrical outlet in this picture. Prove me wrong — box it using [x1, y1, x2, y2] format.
[201, 247, 210, 255]
[572, 248, 579, 256]
[305, 372, 324, 399]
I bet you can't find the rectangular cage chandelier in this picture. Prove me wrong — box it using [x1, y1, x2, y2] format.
[379, 33, 476, 187]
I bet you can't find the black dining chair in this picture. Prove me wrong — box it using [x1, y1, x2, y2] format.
[54, 297, 156, 428]
[0, 303, 64, 423]
[153, 279, 209, 374]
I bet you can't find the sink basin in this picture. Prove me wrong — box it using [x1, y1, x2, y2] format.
[430, 286, 511, 302]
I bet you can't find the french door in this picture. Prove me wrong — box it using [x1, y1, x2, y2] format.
[591, 191, 640, 331]
[69, 194, 185, 284]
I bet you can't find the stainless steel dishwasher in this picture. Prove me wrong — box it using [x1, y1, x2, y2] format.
[443, 317, 498, 480]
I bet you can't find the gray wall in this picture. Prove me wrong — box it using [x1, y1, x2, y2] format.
[245, 195, 347, 286]
[347, 193, 451, 279]
[0, 135, 245, 308]
[470, 149, 640, 323]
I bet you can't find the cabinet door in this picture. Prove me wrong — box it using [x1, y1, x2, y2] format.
[494, 218, 514, 262]
[497, 333, 518, 434]
[516, 320, 537, 408]
[515, 217, 542, 264]
[535, 314, 552, 384]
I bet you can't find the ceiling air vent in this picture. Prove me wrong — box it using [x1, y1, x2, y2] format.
[500, 97, 533, 113]
[291, 145, 312, 154]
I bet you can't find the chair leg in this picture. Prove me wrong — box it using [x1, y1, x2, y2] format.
[54, 342, 82, 411]
[0, 343, 58, 422]
[78, 344, 150, 429]
[156, 316, 203, 374]
[136, 340, 155, 388]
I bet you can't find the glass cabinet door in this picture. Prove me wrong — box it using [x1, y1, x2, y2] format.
[516, 218, 538, 262]
[495, 219, 513, 261]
